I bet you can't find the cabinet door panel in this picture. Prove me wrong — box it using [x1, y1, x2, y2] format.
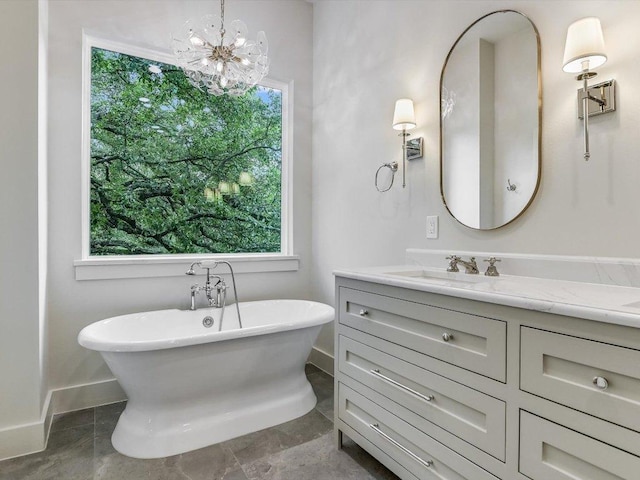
[339, 383, 500, 480]
[520, 411, 640, 480]
[521, 327, 640, 432]
[339, 335, 505, 460]
[340, 288, 506, 381]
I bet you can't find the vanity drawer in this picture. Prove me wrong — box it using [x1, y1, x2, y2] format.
[339, 288, 506, 381]
[339, 383, 499, 480]
[519, 411, 640, 479]
[338, 335, 506, 460]
[521, 327, 640, 432]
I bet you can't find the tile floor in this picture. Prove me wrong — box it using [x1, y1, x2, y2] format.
[0, 365, 399, 480]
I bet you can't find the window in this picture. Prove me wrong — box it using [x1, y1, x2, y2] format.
[85, 40, 288, 257]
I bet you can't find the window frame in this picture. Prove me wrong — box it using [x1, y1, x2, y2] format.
[76, 34, 297, 280]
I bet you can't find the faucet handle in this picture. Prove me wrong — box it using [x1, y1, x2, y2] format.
[446, 255, 460, 272]
[484, 257, 501, 277]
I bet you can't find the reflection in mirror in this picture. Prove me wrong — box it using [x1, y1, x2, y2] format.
[440, 10, 541, 230]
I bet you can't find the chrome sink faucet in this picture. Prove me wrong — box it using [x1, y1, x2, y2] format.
[446, 255, 479, 274]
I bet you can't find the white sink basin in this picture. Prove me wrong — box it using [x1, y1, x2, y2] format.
[384, 269, 498, 284]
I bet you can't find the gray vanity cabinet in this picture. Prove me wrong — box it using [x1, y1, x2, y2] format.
[334, 275, 640, 480]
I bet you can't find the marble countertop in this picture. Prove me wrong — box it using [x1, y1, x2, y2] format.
[334, 265, 640, 329]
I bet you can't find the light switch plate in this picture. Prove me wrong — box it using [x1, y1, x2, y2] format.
[426, 216, 438, 239]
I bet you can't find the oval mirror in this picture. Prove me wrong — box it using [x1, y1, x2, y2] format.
[440, 10, 541, 230]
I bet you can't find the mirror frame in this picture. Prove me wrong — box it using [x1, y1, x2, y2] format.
[439, 10, 542, 230]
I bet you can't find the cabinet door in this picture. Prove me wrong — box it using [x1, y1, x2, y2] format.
[340, 287, 507, 381]
[339, 335, 505, 460]
[339, 383, 500, 480]
[521, 327, 640, 432]
[520, 411, 640, 479]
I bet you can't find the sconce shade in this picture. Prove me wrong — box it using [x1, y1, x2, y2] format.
[563, 17, 607, 73]
[392, 98, 416, 131]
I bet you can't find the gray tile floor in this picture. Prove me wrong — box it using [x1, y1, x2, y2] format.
[0, 365, 399, 480]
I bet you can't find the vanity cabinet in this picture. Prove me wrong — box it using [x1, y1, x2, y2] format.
[334, 276, 640, 480]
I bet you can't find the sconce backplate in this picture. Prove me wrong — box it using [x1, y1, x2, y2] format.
[578, 79, 616, 119]
[407, 137, 424, 160]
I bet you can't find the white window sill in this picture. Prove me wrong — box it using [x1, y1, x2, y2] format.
[74, 254, 300, 281]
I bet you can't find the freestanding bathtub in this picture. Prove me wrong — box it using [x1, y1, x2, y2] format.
[78, 299, 334, 459]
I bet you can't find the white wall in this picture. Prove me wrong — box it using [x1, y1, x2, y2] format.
[45, 0, 313, 393]
[312, 0, 640, 357]
[0, 0, 44, 439]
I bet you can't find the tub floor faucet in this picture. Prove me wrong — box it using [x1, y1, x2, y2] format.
[186, 262, 226, 310]
[185, 260, 243, 329]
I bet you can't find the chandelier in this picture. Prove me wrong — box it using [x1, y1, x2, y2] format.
[171, 0, 269, 96]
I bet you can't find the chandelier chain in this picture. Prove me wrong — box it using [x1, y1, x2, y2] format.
[220, 0, 226, 38]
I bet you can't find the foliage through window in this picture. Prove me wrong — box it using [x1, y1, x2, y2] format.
[89, 46, 284, 255]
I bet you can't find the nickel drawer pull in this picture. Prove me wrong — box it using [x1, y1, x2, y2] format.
[370, 369, 434, 402]
[593, 376, 609, 390]
[359, 309, 369, 316]
[370, 423, 433, 469]
[442, 332, 454, 342]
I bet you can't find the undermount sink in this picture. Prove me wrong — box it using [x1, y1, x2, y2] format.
[383, 269, 499, 284]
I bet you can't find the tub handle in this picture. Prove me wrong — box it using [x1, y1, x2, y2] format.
[359, 309, 369, 317]
[370, 369, 434, 403]
[370, 424, 433, 469]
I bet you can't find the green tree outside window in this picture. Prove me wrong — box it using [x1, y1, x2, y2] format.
[90, 47, 283, 255]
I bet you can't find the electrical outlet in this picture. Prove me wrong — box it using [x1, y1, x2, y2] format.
[426, 216, 438, 239]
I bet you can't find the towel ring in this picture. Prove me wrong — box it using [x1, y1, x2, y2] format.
[375, 161, 398, 192]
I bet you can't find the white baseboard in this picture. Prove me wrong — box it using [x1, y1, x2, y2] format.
[0, 378, 126, 461]
[0, 390, 52, 461]
[308, 346, 334, 376]
[51, 378, 126, 414]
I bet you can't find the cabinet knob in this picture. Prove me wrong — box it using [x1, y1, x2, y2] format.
[593, 376, 609, 390]
[359, 309, 369, 317]
[442, 332, 454, 342]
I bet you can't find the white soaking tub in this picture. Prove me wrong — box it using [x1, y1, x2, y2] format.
[78, 299, 334, 459]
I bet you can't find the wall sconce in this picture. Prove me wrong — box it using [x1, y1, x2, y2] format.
[392, 98, 423, 188]
[374, 99, 424, 192]
[562, 17, 616, 161]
